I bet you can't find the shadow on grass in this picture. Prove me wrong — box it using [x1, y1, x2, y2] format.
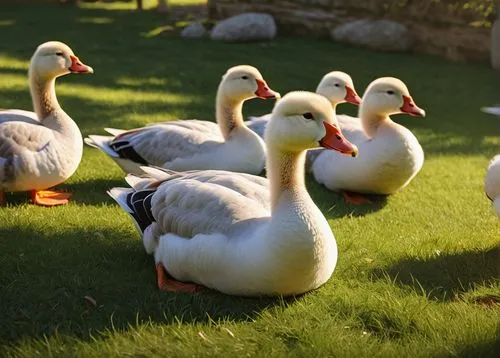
[0, 225, 290, 344]
[370, 245, 500, 301]
[61, 178, 126, 205]
[307, 175, 389, 218]
[456, 336, 500, 358]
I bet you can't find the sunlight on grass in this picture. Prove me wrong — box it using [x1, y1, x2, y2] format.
[58, 83, 196, 105]
[143, 24, 175, 38]
[0, 2, 499, 357]
[0, 20, 15, 26]
[0, 54, 28, 70]
[115, 76, 168, 87]
[0, 73, 196, 106]
[77, 16, 114, 24]
[81, 0, 207, 11]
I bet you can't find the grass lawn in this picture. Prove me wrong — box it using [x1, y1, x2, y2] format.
[0, 1, 499, 357]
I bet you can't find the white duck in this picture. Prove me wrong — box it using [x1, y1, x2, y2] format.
[85, 65, 279, 176]
[108, 91, 358, 296]
[0, 41, 93, 206]
[485, 156, 500, 218]
[482, 107, 500, 218]
[311, 77, 426, 204]
[481, 106, 500, 116]
[247, 71, 361, 138]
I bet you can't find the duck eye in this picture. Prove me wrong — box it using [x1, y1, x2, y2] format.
[241, 75, 249, 80]
[334, 83, 340, 87]
[55, 52, 64, 57]
[302, 112, 314, 120]
[387, 90, 395, 95]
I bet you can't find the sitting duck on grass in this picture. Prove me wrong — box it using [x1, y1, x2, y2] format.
[85, 65, 280, 176]
[311, 77, 426, 204]
[108, 91, 358, 296]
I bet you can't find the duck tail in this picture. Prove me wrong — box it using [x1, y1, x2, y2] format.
[104, 127, 127, 136]
[84, 135, 119, 157]
[107, 186, 157, 235]
[85, 134, 145, 175]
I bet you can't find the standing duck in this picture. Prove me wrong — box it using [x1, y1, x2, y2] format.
[85, 65, 280, 175]
[108, 91, 358, 296]
[311, 77, 426, 204]
[247, 71, 360, 138]
[0, 41, 93, 206]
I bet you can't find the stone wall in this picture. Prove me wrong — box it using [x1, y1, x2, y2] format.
[207, 0, 496, 62]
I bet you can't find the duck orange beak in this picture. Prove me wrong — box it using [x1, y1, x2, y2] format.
[345, 86, 361, 105]
[401, 95, 425, 117]
[69, 55, 94, 74]
[255, 79, 280, 99]
[320, 121, 358, 157]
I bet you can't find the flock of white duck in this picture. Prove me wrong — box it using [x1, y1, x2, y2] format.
[1, 41, 498, 296]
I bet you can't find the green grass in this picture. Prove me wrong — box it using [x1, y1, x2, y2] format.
[0, 2, 499, 357]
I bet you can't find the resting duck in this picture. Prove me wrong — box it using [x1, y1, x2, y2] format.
[481, 106, 500, 116]
[311, 77, 426, 204]
[482, 107, 500, 218]
[108, 91, 358, 296]
[85, 65, 280, 175]
[0, 41, 93, 206]
[485, 156, 500, 218]
[247, 71, 361, 138]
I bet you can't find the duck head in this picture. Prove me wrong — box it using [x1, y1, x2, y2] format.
[30, 41, 93, 80]
[361, 77, 425, 118]
[316, 71, 361, 106]
[219, 65, 280, 102]
[265, 91, 358, 156]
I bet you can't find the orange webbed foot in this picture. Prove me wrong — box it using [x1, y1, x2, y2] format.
[30, 190, 72, 206]
[342, 191, 373, 205]
[156, 263, 201, 294]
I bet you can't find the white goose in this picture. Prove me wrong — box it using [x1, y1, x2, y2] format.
[108, 91, 358, 296]
[482, 107, 500, 218]
[481, 106, 500, 116]
[0, 41, 93, 206]
[85, 65, 279, 175]
[311, 77, 426, 204]
[485, 156, 500, 218]
[247, 71, 360, 138]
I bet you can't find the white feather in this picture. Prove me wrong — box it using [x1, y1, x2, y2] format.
[84, 135, 119, 157]
[104, 127, 126, 136]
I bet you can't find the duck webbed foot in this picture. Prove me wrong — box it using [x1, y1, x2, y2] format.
[156, 263, 201, 294]
[342, 191, 373, 205]
[30, 189, 72, 206]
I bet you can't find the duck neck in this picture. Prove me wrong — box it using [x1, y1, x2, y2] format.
[216, 91, 245, 140]
[267, 146, 308, 212]
[29, 71, 62, 121]
[360, 106, 390, 138]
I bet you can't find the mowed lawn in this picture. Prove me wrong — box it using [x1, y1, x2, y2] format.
[0, 1, 499, 357]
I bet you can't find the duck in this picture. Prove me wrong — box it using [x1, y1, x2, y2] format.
[85, 65, 280, 176]
[0, 41, 93, 206]
[482, 107, 500, 218]
[481, 106, 500, 116]
[311, 77, 426, 204]
[108, 91, 358, 296]
[247, 71, 361, 138]
[485, 156, 500, 218]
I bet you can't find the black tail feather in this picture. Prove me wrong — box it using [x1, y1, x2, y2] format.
[128, 189, 156, 232]
[110, 140, 148, 165]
